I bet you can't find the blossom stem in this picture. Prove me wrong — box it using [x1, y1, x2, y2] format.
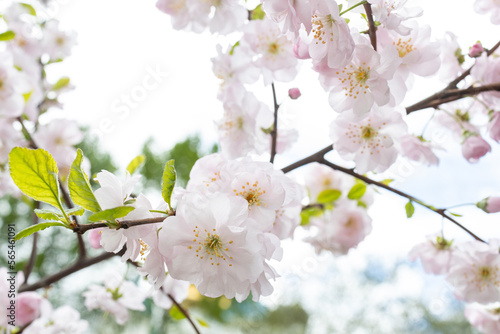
[340, 0, 367, 16]
[363, 3, 377, 51]
[270, 82, 280, 163]
[318, 159, 486, 243]
[72, 216, 168, 234]
[167, 293, 201, 334]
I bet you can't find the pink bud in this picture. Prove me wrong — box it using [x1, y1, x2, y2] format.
[288, 88, 301, 100]
[468, 42, 484, 58]
[461, 135, 491, 163]
[486, 197, 500, 213]
[488, 112, 500, 142]
[293, 39, 310, 59]
[17, 292, 43, 326]
[88, 228, 102, 249]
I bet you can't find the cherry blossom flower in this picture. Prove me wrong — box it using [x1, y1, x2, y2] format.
[156, 0, 194, 31]
[471, 53, 500, 107]
[368, 0, 423, 35]
[308, 0, 354, 69]
[408, 234, 455, 275]
[306, 200, 372, 255]
[0, 119, 26, 164]
[438, 32, 466, 82]
[487, 112, 500, 142]
[41, 20, 77, 61]
[469, 42, 485, 58]
[83, 273, 147, 325]
[88, 228, 102, 249]
[330, 107, 408, 173]
[0, 53, 28, 119]
[465, 302, 500, 334]
[262, 0, 312, 36]
[24, 302, 88, 334]
[158, 193, 268, 300]
[16, 292, 43, 327]
[319, 41, 401, 115]
[447, 239, 500, 304]
[461, 133, 491, 163]
[241, 18, 299, 85]
[474, 0, 500, 25]
[399, 134, 439, 166]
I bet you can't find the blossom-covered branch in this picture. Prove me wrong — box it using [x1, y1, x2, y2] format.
[72, 216, 168, 235]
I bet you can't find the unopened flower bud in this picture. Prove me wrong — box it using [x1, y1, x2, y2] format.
[88, 228, 102, 249]
[477, 196, 500, 213]
[469, 42, 484, 58]
[288, 88, 301, 100]
[461, 134, 491, 163]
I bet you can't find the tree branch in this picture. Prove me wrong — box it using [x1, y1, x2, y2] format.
[167, 293, 201, 334]
[23, 202, 40, 283]
[72, 216, 168, 235]
[270, 82, 280, 164]
[318, 158, 486, 243]
[18, 249, 123, 293]
[363, 3, 377, 51]
[281, 145, 333, 173]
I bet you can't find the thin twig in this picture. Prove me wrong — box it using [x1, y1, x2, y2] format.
[72, 216, 168, 234]
[363, 3, 377, 51]
[168, 293, 201, 334]
[281, 145, 333, 173]
[318, 159, 486, 243]
[23, 202, 40, 283]
[270, 83, 280, 164]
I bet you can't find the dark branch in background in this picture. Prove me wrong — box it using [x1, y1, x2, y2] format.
[23, 202, 40, 283]
[72, 216, 168, 235]
[281, 145, 486, 243]
[167, 293, 202, 334]
[19, 248, 123, 293]
[16, 117, 37, 149]
[363, 3, 377, 51]
[406, 40, 500, 114]
[270, 83, 280, 163]
[406, 83, 500, 113]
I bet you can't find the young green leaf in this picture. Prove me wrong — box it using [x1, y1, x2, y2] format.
[68, 149, 102, 213]
[196, 318, 209, 327]
[15, 222, 68, 241]
[317, 189, 342, 203]
[162, 160, 176, 208]
[9, 147, 64, 212]
[250, 4, 266, 20]
[20, 3, 37, 16]
[52, 77, 70, 91]
[169, 306, 186, 320]
[34, 209, 66, 223]
[65, 207, 85, 216]
[347, 183, 367, 200]
[0, 31, 15, 41]
[126, 154, 146, 175]
[405, 201, 415, 218]
[88, 206, 135, 222]
[300, 206, 324, 226]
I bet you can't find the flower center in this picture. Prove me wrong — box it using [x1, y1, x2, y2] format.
[233, 181, 266, 207]
[361, 126, 376, 140]
[106, 287, 123, 301]
[336, 64, 371, 99]
[394, 38, 416, 58]
[190, 226, 233, 267]
[311, 14, 334, 45]
[268, 42, 280, 55]
[467, 264, 500, 292]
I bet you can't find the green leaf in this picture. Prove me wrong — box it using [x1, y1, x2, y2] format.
[126, 154, 146, 175]
[68, 149, 102, 213]
[162, 160, 176, 208]
[196, 318, 209, 327]
[20, 3, 37, 16]
[52, 77, 70, 91]
[15, 222, 68, 241]
[347, 183, 367, 200]
[300, 206, 323, 226]
[88, 206, 135, 222]
[250, 4, 266, 20]
[65, 207, 85, 216]
[0, 31, 15, 41]
[405, 201, 415, 218]
[169, 306, 186, 320]
[23, 90, 33, 103]
[9, 147, 64, 211]
[317, 189, 342, 203]
[380, 179, 394, 186]
[229, 41, 240, 56]
[34, 209, 66, 223]
[448, 211, 463, 217]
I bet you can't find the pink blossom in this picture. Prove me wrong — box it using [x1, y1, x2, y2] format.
[262, 0, 312, 35]
[368, 0, 423, 35]
[487, 112, 500, 142]
[438, 32, 466, 82]
[461, 134, 491, 163]
[469, 42, 485, 58]
[88, 228, 102, 249]
[474, 0, 500, 25]
[476, 196, 500, 213]
[288, 88, 301, 99]
[17, 292, 43, 327]
[399, 134, 439, 166]
[24, 302, 88, 334]
[330, 107, 408, 173]
[447, 239, 500, 304]
[465, 303, 500, 334]
[408, 235, 455, 275]
[471, 53, 500, 106]
[41, 20, 77, 60]
[293, 38, 310, 59]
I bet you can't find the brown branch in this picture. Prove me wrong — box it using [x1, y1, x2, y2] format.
[363, 3, 377, 51]
[281, 145, 333, 174]
[406, 83, 500, 113]
[168, 293, 201, 334]
[270, 82, 280, 164]
[18, 249, 122, 292]
[318, 159, 486, 243]
[23, 202, 40, 283]
[72, 216, 167, 235]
